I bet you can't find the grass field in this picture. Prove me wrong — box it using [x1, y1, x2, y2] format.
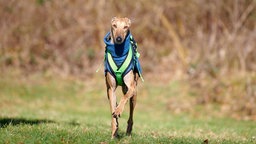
[0, 72, 255, 144]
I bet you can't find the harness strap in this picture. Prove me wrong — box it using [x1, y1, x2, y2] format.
[107, 46, 133, 85]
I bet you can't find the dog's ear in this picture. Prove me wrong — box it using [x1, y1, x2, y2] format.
[125, 17, 131, 27]
[111, 17, 117, 23]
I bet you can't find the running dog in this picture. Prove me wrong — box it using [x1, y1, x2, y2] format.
[103, 17, 143, 138]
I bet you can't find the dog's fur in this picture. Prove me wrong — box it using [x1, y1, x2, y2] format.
[106, 17, 139, 138]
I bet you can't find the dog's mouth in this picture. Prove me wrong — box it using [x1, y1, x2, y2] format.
[113, 31, 130, 45]
[111, 29, 129, 45]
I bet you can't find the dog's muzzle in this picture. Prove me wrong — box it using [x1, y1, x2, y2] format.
[116, 36, 122, 43]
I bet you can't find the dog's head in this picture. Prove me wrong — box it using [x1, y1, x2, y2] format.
[111, 17, 131, 44]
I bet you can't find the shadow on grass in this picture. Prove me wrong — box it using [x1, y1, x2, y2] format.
[0, 118, 55, 128]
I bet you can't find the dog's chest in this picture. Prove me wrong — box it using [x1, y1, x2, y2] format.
[106, 45, 130, 66]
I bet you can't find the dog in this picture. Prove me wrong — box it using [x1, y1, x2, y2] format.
[103, 17, 143, 138]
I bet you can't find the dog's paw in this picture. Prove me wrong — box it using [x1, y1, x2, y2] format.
[112, 108, 123, 118]
[112, 112, 120, 118]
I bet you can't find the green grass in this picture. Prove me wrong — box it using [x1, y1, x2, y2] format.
[0, 73, 255, 144]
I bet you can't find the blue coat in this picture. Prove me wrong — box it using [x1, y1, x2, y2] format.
[104, 31, 143, 85]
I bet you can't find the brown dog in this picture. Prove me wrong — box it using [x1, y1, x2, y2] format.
[104, 17, 140, 138]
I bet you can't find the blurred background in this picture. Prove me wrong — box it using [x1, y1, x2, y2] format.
[0, 0, 256, 120]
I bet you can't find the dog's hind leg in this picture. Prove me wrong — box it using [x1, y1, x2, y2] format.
[126, 95, 136, 136]
[126, 73, 138, 136]
[106, 73, 119, 139]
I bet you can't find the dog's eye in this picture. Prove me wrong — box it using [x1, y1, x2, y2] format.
[112, 24, 117, 28]
[124, 26, 128, 29]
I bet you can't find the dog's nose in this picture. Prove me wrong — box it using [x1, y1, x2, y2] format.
[116, 36, 122, 43]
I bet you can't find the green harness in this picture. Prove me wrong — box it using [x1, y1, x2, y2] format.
[106, 45, 133, 85]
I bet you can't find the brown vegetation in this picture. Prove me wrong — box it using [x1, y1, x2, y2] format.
[0, 0, 256, 119]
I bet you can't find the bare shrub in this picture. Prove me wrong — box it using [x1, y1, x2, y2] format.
[0, 0, 255, 119]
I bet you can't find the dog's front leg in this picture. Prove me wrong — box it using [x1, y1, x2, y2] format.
[113, 71, 135, 118]
[106, 73, 118, 138]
